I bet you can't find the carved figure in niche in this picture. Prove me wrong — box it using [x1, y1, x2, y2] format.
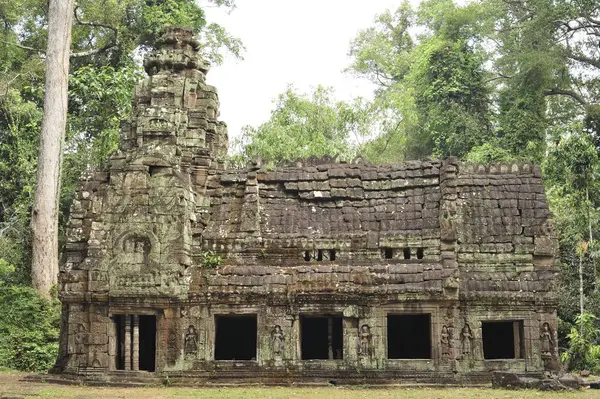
[461, 323, 473, 359]
[74, 324, 87, 353]
[540, 322, 555, 357]
[359, 324, 373, 359]
[124, 239, 134, 253]
[122, 235, 150, 264]
[272, 325, 285, 357]
[184, 325, 198, 359]
[441, 325, 450, 361]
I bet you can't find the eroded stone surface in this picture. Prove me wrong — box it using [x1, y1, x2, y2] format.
[54, 27, 560, 384]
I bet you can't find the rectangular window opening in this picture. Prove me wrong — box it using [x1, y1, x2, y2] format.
[215, 315, 257, 360]
[482, 321, 524, 359]
[304, 250, 311, 261]
[403, 247, 411, 260]
[382, 248, 394, 259]
[329, 249, 336, 261]
[301, 315, 343, 360]
[317, 249, 323, 261]
[387, 314, 431, 359]
[417, 248, 424, 259]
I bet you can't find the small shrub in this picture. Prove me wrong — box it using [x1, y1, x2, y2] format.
[200, 250, 222, 269]
[0, 285, 60, 372]
[561, 313, 600, 374]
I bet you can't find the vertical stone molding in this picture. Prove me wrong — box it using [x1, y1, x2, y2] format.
[133, 315, 140, 371]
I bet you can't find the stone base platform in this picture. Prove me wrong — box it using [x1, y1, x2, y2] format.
[26, 370, 542, 388]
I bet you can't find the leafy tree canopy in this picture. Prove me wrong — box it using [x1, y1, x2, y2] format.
[231, 86, 373, 167]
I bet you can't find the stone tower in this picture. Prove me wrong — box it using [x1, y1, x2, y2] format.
[56, 27, 228, 372]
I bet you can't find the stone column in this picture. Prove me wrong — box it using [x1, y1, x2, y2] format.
[133, 315, 140, 371]
[513, 321, 521, 359]
[124, 315, 131, 371]
[110, 317, 118, 370]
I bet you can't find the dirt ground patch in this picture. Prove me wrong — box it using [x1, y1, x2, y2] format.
[0, 371, 598, 399]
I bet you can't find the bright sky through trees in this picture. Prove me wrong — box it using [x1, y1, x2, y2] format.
[204, 0, 421, 140]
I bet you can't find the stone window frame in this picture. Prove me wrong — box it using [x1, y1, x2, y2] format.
[379, 303, 440, 371]
[481, 320, 525, 360]
[474, 312, 533, 366]
[108, 308, 159, 373]
[294, 305, 348, 365]
[208, 306, 262, 363]
[378, 245, 429, 262]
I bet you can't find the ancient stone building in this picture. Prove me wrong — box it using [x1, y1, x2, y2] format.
[55, 27, 560, 384]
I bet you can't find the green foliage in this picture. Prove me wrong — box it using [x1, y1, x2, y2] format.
[0, 0, 242, 372]
[140, 0, 206, 47]
[0, 218, 31, 286]
[545, 134, 599, 193]
[545, 133, 600, 333]
[561, 313, 600, 373]
[346, 0, 492, 162]
[200, 250, 223, 269]
[465, 142, 516, 164]
[0, 0, 242, 286]
[0, 88, 43, 222]
[232, 86, 370, 166]
[412, 36, 492, 158]
[0, 285, 60, 372]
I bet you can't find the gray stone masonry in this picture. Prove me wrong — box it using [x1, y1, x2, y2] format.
[54, 27, 560, 385]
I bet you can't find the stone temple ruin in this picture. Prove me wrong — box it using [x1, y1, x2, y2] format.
[54, 27, 560, 384]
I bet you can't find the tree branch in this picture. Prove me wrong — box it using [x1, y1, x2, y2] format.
[71, 6, 118, 58]
[0, 6, 119, 60]
[74, 6, 118, 36]
[544, 88, 587, 105]
[0, 39, 45, 55]
[568, 53, 600, 70]
[70, 44, 117, 58]
[0, 38, 117, 58]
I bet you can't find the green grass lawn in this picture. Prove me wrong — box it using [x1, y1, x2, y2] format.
[1, 372, 598, 399]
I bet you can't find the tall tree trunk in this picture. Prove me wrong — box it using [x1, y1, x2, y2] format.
[31, 0, 75, 298]
[579, 253, 584, 317]
[586, 185, 596, 282]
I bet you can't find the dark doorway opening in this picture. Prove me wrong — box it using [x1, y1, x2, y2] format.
[482, 321, 524, 359]
[214, 315, 257, 360]
[387, 314, 431, 359]
[139, 315, 156, 371]
[113, 314, 156, 371]
[300, 315, 343, 360]
[114, 315, 125, 370]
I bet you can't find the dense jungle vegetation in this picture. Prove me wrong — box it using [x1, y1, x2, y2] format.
[1, 0, 599, 373]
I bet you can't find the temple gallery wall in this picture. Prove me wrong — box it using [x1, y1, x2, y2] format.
[54, 27, 560, 384]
